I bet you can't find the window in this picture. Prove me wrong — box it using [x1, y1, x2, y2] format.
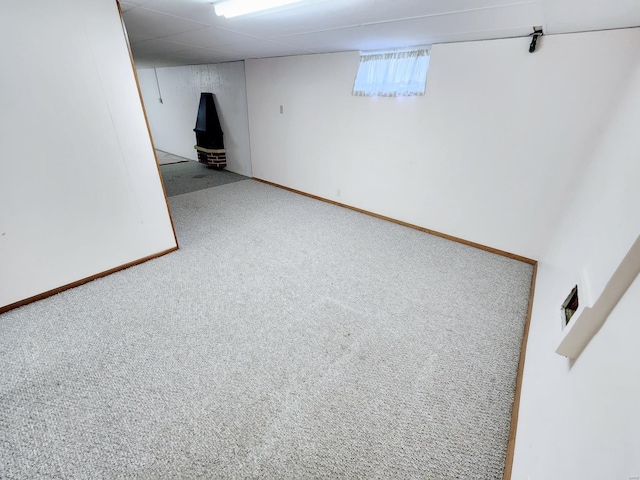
[352, 47, 430, 97]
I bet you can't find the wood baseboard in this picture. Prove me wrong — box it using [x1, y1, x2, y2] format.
[1, 6, 181, 315]
[252, 178, 536, 265]
[0, 247, 178, 315]
[252, 177, 538, 479]
[4, 175, 537, 475]
[503, 262, 537, 479]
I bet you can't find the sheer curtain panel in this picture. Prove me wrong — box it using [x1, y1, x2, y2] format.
[353, 48, 430, 97]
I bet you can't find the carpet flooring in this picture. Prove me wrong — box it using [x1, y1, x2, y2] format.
[0, 180, 533, 479]
[160, 160, 249, 197]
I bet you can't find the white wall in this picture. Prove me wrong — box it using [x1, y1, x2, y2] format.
[137, 63, 252, 177]
[246, 28, 640, 477]
[245, 29, 640, 260]
[0, 0, 177, 310]
[512, 47, 640, 480]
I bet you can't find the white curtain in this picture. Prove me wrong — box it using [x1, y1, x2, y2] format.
[352, 48, 430, 97]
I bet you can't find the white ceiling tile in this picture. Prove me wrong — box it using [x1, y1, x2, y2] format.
[210, 0, 361, 39]
[212, 0, 535, 39]
[216, 41, 316, 58]
[169, 48, 245, 63]
[204, 35, 316, 57]
[133, 55, 192, 68]
[121, 0, 150, 6]
[136, 0, 220, 25]
[127, 33, 153, 44]
[543, 0, 640, 25]
[276, 2, 544, 52]
[131, 39, 195, 56]
[124, 0, 640, 67]
[323, 0, 536, 29]
[543, 0, 640, 34]
[426, 26, 536, 45]
[119, 3, 137, 12]
[160, 27, 261, 49]
[122, 7, 209, 39]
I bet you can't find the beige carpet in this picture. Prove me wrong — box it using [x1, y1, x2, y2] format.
[0, 180, 533, 479]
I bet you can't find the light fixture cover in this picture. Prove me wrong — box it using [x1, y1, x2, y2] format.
[214, 0, 304, 18]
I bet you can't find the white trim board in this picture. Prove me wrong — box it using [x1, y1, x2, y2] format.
[556, 233, 640, 359]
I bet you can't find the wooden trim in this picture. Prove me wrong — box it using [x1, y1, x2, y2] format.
[502, 262, 538, 479]
[0, 247, 178, 315]
[252, 178, 537, 265]
[116, 0, 179, 249]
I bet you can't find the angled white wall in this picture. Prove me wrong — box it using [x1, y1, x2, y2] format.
[245, 29, 639, 260]
[0, 0, 177, 310]
[512, 46, 640, 479]
[137, 63, 252, 177]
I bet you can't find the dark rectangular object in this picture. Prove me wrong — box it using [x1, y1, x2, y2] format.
[194, 93, 224, 150]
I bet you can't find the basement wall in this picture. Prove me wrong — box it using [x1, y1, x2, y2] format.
[0, 0, 177, 310]
[512, 47, 640, 480]
[245, 27, 640, 478]
[137, 62, 252, 177]
[245, 29, 640, 261]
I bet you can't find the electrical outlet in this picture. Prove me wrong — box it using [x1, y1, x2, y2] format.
[279, 105, 283, 114]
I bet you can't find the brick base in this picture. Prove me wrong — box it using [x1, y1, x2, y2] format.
[194, 146, 226, 169]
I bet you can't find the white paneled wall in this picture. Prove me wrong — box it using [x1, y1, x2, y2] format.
[0, 0, 176, 310]
[245, 29, 640, 260]
[245, 28, 640, 478]
[137, 62, 252, 177]
[512, 47, 640, 480]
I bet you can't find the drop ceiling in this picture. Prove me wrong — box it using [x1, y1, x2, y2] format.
[121, 0, 640, 67]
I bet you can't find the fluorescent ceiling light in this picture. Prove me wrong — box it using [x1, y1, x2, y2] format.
[214, 0, 304, 18]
